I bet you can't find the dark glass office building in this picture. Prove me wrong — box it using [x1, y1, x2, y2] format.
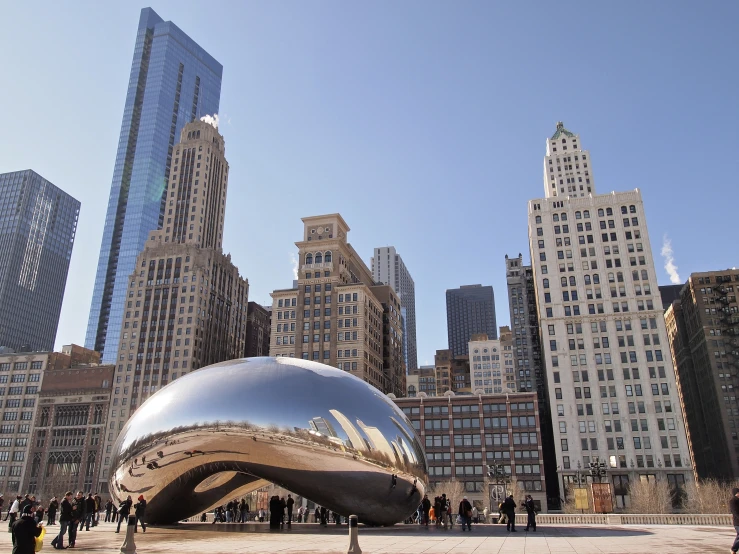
[0, 170, 80, 351]
[86, 8, 223, 361]
[446, 284, 497, 356]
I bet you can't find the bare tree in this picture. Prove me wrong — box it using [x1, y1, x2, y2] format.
[628, 478, 672, 514]
[683, 479, 739, 514]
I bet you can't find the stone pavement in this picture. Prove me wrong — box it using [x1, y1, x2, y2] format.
[2, 520, 733, 553]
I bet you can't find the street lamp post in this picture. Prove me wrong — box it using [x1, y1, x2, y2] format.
[487, 461, 508, 511]
[588, 457, 609, 514]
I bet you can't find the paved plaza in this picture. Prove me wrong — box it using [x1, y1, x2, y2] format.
[3, 520, 734, 553]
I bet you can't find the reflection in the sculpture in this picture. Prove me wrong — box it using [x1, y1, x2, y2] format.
[109, 357, 428, 525]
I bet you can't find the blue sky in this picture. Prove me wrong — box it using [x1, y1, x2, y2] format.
[1, 1, 737, 365]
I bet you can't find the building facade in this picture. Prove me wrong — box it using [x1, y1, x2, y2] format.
[87, 7, 223, 363]
[394, 392, 546, 510]
[0, 170, 80, 352]
[406, 365, 437, 397]
[269, 214, 405, 397]
[528, 123, 693, 508]
[371, 246, 418, 371]
[505, 254, 559, 507]
[665, 270, 739, 480]
[433, 350, 470, 395]
[23, 364, 114, 496]
[446, 285, 497, 357]
[468, 328, 516, 394]
[245, 302, 271, 357]
[0, 345, 100, 495]
[99, 121, 248, 490]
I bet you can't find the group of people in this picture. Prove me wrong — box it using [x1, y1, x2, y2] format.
[208, 496, 345, 527]
[414, 492, 539, 532]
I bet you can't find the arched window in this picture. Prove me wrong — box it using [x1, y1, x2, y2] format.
[598, 209, 604, 217]
[630, 205, 636, 213]
[583, 210, 590, 218]
[569, 276, 576, 286]
[315, 252, 323, 264]
[641, 270, 649, 280]
[561, 277, 568, 287]
[575, 211, 582, 219]
[535, 215, 542, 224]
[608, 272, 615, 283]
[305, 253, 313, 265]
[621, 206, 628, 214]
[606, 208, 613, 216]
[561, 213, 568, 221]
[543, 279, 549, 289]
[593, 274, 600, 284]
[553, 214, 559, 222]
[632, 270, 639, 281]
[324, 251, 332, 263]
[408, 385, 416, 398]
[584, 275, 591, 285]
[617, 272, 624, 282]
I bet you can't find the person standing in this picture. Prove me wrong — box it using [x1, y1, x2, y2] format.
[68, 491, 84, 547]
[116, 495, 132, 533]
[134, 495, 146, 533]
[11, 505, 42, 554]
[422, 494, 431, 526]
[84, 493, 96, 530]
[458, 496, 472, 532]
[503, 494, 517, 532]
[286, 495, 294, 525]
[93, 493, 102, 527]
[51, 492, 73, 550]
[730, 487, 739, 553]
[523, 495, 537, 532]
[104, 499, 113, 523]
[6, 495, 21, 528]
[48, 497, 58, 525]
[239, 499, 248, 523]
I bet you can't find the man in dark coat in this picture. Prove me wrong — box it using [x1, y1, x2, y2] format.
[47, 497, 58, 525]
[523, 494, 537, 532]
[134, 495, 147, 532]
[104, 500, 113, 523]
[421, 494, 431, 526]
[286, 495, 294, 525]
[11, 505, 42, 554]
[503, 494, 517, 532]
[116, 495, 133, 533]
[268, 496, 281, 529]
[84, 493, 96, 530]
[730, 487, 739, 553]
[68, 491, 84, 547]
[51, 492, 73, 550]
[458, 496, 472, 532]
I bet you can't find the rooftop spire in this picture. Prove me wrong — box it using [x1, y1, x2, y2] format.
[551, 121, 575, 140]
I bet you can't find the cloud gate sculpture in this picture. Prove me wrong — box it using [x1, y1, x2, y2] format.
[109, 357, 428, 525]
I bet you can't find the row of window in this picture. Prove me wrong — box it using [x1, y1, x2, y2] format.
[0, 362, 43, 371]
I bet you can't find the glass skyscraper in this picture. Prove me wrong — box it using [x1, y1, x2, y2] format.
[86, 8, 222, 361]
[0, 170, 80, 352]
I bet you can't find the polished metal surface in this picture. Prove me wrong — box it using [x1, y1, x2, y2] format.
[109, 357, 428, 525]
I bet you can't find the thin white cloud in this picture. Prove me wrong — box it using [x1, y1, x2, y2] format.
[661, 235, 681, 284]
[200, 113, 219, 129]
[290, 252, 299, 280]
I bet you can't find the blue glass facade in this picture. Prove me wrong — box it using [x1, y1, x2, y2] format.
[86, 8, 222, 361]
[0, 170, 80, 351]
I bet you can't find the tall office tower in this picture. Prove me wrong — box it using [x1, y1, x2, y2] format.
[529, 122, 692, 508]
[100, 121, 248, 490]
[86, 8, 222, 362]
[0, 170, 80, 351]
[446, 284, 497, 356]
[269, 214, 405, 397]
[505, 253, 559, 507]
[371, 247, 417, 371]
[468, 327, 515, 394]
[659, 284, 683, 312]
[244, 302, 271, 357]
[665, 270, 739, 480]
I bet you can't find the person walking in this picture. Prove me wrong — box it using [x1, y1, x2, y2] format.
[11, 505, 42, 554]
[134, 495, 146, 533]
[523, 495, 537, 532]
[458, 496, 472, 532]
[51, 492, 73, 550]
[116, 495, 132, 533]
[48, 497, 58, 525]
[730, 487, 739, 553]
[503, 494, 517, 532]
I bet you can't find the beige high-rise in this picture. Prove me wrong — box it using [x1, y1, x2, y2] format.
[100, 121, 248, 492]
[269, 214, 405, 396]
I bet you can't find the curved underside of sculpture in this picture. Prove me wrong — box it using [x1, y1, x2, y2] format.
[109, 357, 428, 525]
